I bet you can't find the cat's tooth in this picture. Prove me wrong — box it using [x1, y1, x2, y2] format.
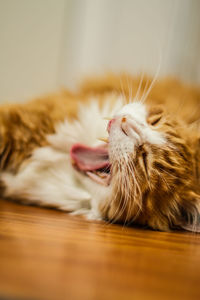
[97, 172, 108, 179]
[71, 159, 76, 165]
[103, 117, 112, 120]
[98, 137, 109, 143]
[86, 172, 109, 186]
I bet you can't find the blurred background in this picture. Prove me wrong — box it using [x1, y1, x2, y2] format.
[0, 0, 200, 102]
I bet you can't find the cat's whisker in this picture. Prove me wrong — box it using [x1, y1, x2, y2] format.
[125, 74, 132, 104]
[134, 72, 144, 102]
[123, 165, 140, 226]
[130, 78, 133, 102]
[119, 75, 128, 105]
[98, 137, 109, 143]
[118, 168, 129, 216]
[107, 179, 120, 224]
[109, 159, 128, 224]
[129, 161, 142, 208]
[122, 175, 132, 225]
[110, 156, 142, 227]
[140, 78, 149, 103]
[141, 51, 162, 103]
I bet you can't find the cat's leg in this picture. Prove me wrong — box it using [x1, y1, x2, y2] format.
[1, 147, 92, 213]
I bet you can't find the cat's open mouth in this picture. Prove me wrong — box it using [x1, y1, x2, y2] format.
[70, 144, 111, 186]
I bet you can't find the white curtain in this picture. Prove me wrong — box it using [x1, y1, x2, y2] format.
[0, 0, 200, 102]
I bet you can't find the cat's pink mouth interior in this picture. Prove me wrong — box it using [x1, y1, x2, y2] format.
[70, 144, 111, 186]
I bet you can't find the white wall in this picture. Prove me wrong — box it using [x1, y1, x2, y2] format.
[0, 0, 65, 101]
[61, 0, 200, 87]
[0, 0, 200, 102]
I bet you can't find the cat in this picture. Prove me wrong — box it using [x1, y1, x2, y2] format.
[0, 73, 200, 232]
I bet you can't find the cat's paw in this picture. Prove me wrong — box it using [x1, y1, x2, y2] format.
[85, 210, 102, 221]
[70, 208, 102, 221]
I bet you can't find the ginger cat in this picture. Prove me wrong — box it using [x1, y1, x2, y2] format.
[0, 74, 200, 232]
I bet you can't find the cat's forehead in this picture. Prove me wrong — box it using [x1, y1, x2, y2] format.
[116, 102, 147, 122]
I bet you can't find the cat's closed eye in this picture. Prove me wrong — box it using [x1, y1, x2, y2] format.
[149, 114, 162, 126]
[147, 106, 163, 126]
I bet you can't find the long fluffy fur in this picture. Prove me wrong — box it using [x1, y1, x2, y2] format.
[0, 74, 200, 231]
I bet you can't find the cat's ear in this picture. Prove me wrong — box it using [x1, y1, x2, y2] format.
[179, 191, 200, 233]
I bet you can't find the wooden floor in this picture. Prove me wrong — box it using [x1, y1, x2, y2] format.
[0, 199, 200, 300]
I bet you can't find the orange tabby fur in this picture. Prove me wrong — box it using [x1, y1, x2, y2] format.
[0, 74, 200, 231]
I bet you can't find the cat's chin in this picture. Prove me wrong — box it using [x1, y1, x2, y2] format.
[70, 143, 111, 186]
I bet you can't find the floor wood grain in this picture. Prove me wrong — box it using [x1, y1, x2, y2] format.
[0, 199, 200, 300]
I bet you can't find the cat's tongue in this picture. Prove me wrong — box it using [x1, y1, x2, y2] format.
[70, 144, 110, 171]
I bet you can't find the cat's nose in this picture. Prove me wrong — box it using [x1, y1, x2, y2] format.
[120, 115, 145, 143]
[107, 116, 128, 133]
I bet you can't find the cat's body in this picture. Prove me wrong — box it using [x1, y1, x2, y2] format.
[1, 74, 200, 232]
